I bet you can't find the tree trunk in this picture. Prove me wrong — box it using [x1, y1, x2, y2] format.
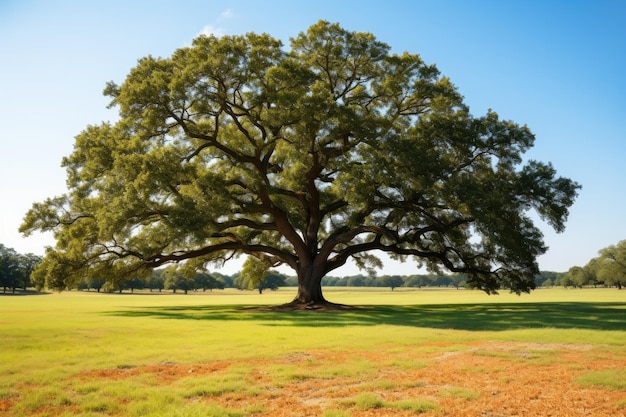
[265, 265, 350, 311]
[292, 266, 326, 305]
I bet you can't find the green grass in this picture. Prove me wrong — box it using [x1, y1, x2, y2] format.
[346, 392, 385, 409]
[576, 370, 626, 390]
[438, 386, 480, 400]
[391, 399, 438, 413]
[341, 392, 437, 413]
[1, 287, 625, 416]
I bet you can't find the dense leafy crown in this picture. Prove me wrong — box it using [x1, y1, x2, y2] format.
[21, 21, 579, 294]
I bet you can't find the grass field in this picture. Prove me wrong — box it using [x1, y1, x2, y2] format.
[1, 287, 625, 416]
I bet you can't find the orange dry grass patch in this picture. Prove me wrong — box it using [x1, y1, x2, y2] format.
[72, 342, 625, 417]
[77, 361, 233, 384]
[0, 399, 14, 412]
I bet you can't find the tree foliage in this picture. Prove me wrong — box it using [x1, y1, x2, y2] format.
[381, 275, 404, 291]
[20, 21, 579, 305]
[193, 271, 225, 292]
[0, 244, 41, 293]
[596, 241, 626, 289]
[235, 261, 287, 293]
[74, 268, 224, 293]
[565, 240, 626, 289]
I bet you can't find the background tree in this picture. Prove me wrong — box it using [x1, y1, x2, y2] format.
[381, 275, 404, 291]
[194, 271, 225, 291]
[122, 276, 145, 293]
[146, 270, 166, 292]
[284, 275, 299, 286]
[404, 274, 432, 288]
[595, 240, 626, 289]
[323, 276, 342, 286]
[0, 244, 20, 293]
[534, 271, 560, 288]
[236, 258, 286, 293]
[76, 279, 89, 291]
[235, 256, 269, 291]
[258, 271, 287, 294]
[20, 21, 579, 307]
[432, 275, 453, 288]
[163, 267, 195, 294]
[212, 272, 234, 289]
[0, 245, 41, 293]
[346, 275, 367, 287]
[448, 273, 466, 289]
[17, 253, 42, 290]
[562, 263, 598, 288]
[86, 276, 106, 292]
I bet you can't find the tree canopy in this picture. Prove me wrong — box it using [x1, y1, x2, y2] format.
[596, 241, 626, 289]
[0, 244, 41, 293]
[21, 21, 580, 306]
[563, 240, 626, 289]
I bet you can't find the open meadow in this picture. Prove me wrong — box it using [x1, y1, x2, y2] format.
[1, 288, 625, 416]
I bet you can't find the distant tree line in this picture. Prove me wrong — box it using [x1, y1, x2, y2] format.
[74, 267, 289, 294]
[72, 265, 624, 294]
[283, 273, 467, 290]
[0, 244, 41, 294]
[5, 240, 626, 294]
[290, 272, 579, 290]
[73, 271, 468, 293]
[560, 240, 626, 289]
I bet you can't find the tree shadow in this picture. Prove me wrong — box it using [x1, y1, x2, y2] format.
[106, 302, 626, 331]
[0, 289, 51, 296]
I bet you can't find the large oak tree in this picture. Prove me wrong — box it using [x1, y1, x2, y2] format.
[21, 21, 579, 306]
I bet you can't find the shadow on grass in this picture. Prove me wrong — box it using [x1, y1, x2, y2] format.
[0, 289, 50, 296]
[107, 302, 626, 331]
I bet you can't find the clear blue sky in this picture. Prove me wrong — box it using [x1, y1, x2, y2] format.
[1, 0, 624, 276]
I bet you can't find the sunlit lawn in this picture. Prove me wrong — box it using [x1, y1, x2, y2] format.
[1, 287, 625, 416]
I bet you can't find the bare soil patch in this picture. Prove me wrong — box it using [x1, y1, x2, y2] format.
[68, 341, 626, 416]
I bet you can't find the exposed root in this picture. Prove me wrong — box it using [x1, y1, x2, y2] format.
[257, 300, 357, 312]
